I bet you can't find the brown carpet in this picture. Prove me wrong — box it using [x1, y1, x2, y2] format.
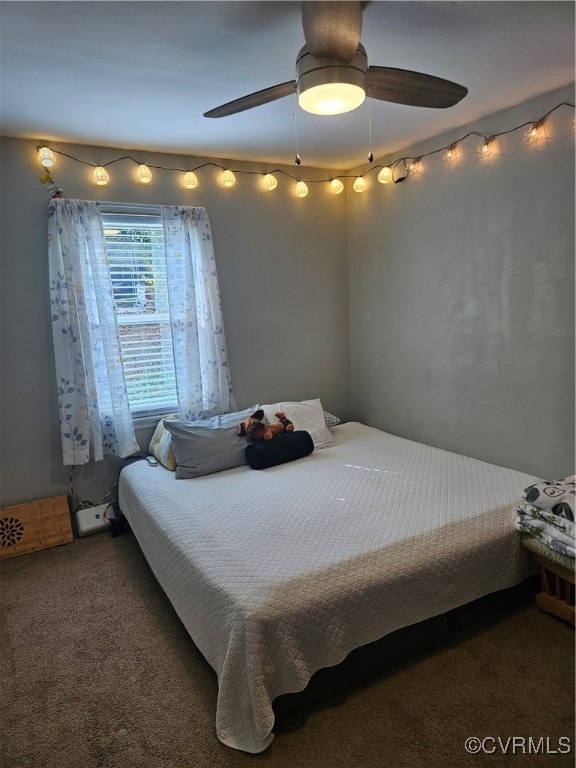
[1, 532, 574, 768]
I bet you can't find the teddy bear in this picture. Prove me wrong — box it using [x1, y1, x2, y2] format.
[238, 409, 294, 441]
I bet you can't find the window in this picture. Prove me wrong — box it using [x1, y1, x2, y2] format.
[102, 208, 177, 417]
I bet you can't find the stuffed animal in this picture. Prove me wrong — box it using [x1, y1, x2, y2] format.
[238, 409, 294, 441]
[275, 412, 294, 433]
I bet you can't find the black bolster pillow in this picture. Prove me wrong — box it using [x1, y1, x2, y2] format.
[245, 430, 314, 470]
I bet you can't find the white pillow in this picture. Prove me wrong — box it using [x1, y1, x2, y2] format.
[148, 414, 178, 471]
[261, 398, 333, 449]
[323, 411, 341, 428]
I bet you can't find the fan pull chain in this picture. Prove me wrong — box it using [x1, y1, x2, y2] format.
[292, 93, 301, 165]
[367, 96, 374, 164]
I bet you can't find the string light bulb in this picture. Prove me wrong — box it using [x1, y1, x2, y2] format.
[38, 147, 55, 167]
[353, 176, 367, 193]
[377, 167, 392, 184]
[477, 137, 494, 158]
[407, 158, 422, 175]
[330, 179, 344, 195]
[183, 171, 199, 189]
[295, 181, 308, 198]
[93, 166, 110, 186]
[443, 144, 458, 164]
[221, 169, 236, 187]
[138, 164, 152, 184]
[263, 173, 278, 191]
[524, 121, 545, 144]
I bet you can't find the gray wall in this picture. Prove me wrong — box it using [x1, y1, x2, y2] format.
[348, 85, 575, 478]
[0, 138, 350, 506]
[1, 85, 574, 507]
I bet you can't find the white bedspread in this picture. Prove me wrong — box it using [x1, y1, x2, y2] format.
[118, 422, 539, 753]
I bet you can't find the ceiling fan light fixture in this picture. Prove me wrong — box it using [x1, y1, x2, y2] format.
[299, 82, 365, 115]
[296, 44, 367, 116]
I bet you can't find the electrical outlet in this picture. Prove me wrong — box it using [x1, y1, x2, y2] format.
[75, 503, 111, 537]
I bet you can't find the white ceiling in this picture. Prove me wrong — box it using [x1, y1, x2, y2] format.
[1, 1, 574, 169]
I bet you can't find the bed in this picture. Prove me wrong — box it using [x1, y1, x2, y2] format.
[118, 419, 539, 753]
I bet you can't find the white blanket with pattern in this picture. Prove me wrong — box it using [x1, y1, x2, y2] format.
[515, 476, 576, 558]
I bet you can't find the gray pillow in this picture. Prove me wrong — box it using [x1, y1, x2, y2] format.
[163, 406, 258, 479]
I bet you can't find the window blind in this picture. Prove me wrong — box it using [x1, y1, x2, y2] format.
[102, 212, 177, 416]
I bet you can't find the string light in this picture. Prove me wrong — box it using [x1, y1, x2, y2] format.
[221, 169, 236, 187]
[524, 120, 545, 144]
[407, 158, 422, 175]
[476, 137, 494, 158]
[183, 171, 199, 189]
[138, 164, 152, 184]
[93, 166, 110, 186]
[34, 101, 575, 199]
[38, 146, 55, 167]
[377, 166, 391, 184]
[443, 144, 458, 164]
[295, 181, 308, 197]
[330, 178, 344, 194]
[263, 173, 278, 191]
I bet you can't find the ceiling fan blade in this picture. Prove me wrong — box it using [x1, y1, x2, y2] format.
[204, 81, 296, 118]
[366, 67, 468, 108]
[302, 1, 362, 62]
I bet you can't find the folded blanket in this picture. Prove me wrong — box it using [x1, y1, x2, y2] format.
[515, 503, 576, 558]
[516, 475, 576, 559]
[522, 475, 575, 520]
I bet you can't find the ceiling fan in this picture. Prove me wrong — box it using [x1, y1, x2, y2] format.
[204, 1, 468, 119]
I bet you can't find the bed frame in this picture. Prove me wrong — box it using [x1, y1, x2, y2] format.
[272, 577, 537, 723]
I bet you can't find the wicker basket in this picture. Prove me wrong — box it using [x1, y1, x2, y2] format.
[0, 495, 73, 560]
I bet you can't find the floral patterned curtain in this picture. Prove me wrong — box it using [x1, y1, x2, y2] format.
[161, 206, 236, 420]
[48, 199, 139, 465]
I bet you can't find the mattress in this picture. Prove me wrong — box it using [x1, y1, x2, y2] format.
[118, 422, 539, 753]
